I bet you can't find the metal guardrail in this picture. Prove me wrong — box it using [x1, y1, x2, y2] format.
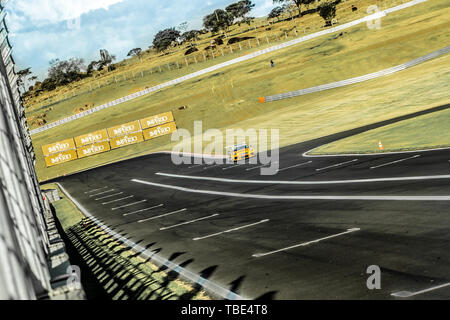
[262, 45, 450, 102]
[29, 0, 428, 136]
[0, 4, 53, 300]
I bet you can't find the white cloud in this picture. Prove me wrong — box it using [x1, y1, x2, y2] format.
[13, 0, 125, 25]
[252, 0, 277, 17]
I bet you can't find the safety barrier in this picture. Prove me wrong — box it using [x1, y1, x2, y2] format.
[258, 45, 450, 102]
[0, 4, 52, 299]
[42, 111, 177, 167]
[29, 0, 428, 136]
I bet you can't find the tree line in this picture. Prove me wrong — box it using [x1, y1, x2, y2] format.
[19, 0, 338, 98]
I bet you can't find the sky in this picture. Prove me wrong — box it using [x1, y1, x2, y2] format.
[4, 0, 278, 80]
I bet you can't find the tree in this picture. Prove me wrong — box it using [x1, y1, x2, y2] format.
[16, 67, 32, 92]
[127, 48, 143, 60]
[203, 9, 233, 35]
[226, 0, 255, 26]
[152, 28, 181, 52]
[86, 60, 100, 75]
[47, 58, 85, 86]
[97, 49, 116, 72]
[273, 0, 309, 18]
[268, 6, 284, 21]
[318, 1, 336, 26]
[178, 21, 189, 32]
[181, 30, 200, 44]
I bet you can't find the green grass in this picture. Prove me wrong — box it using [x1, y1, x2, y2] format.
[33, 0, 450, 181]
[43, 183, 211, 300]
[310, 107, 450, 155]
[25, 0, 414, 125]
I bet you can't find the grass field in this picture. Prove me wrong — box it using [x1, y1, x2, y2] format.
[33, 0, 450, 182]
[43, 183, 211, 300]
[25, 0, 410, 125]
[310, 107, 450, 154]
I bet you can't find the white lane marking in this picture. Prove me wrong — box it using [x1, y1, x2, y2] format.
[316, 159, 358, 171]
[156, 172, 450, 185]
[85, 186, 108, 194]
[193, 219, 269, 241]
[56, 182, 246, 300]
[223, 163, 247, 170]
[188, 164, 204, 169]
[246, 162, 278, 171]
[112, 200, 147, 211]
[160, 214, 219, 231]
[203, 163, 225, 170]
[89, 189, 116, 197]
[123, 204, 164, 217]
[95, 192, 124, 201]
[391, 282, 450, 298]
[138, 208, 187, 223]
[277, 161, 312, 172]
[132, 179, 450, 201]
[370, 155, 421, 169]
[252, 228, 360, 258]
[102, 195, 134, 205]
[303, 145, 450, 158]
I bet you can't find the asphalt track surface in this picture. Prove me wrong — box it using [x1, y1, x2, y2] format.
[55, 103, 450, 300]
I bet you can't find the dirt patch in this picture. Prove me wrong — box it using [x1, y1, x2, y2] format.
[73, 103, 94, 115]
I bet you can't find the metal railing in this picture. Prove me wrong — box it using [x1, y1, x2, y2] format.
[262, 45, 450, 102]
[0, 3, 52, 300]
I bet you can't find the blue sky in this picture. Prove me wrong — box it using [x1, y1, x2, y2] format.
[5, 0, 278, 80]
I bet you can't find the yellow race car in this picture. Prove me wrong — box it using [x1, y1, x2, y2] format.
[227, 143, 256, 162]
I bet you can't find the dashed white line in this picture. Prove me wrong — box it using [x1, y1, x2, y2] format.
[316, 159, 358, 171]
[85, 186, 108, 194]
[277, 161, 312, 172]
[223, 163, 247, 170]
[252, 228, 360, 257]
[160, 214, 219, 231]
[112, 200, 147, 211]
[203, 163, 225, 170]
[193, 219, 269, 241]
[370, 155, 421, 169]
[134, 179, 450, 201]
[95, 192, 124, 201]
[188, 164, 204, 169]
[391, 282, 450, 298]
[138, 208, 187, 223]
[123, 204, 164, 217]
[102, 195, 134, 205]
[246, 162, 278, 171]
[89, 189, 116, 197]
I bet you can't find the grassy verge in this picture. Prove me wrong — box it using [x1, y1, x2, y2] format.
[25, 0, 387, 121]
[309, 107, 450, 155]
[33, 0, 450, 181]
[43, 183, 211, 300]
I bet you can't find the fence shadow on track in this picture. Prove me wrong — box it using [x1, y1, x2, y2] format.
[63, 219, 279, 300]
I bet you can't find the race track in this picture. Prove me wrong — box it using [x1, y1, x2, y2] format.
[55, 104, 450, 299]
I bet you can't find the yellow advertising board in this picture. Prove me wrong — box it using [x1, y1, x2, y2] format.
[44, 150, 78, 167]
[140, 111, 174, 130]
[42, 138, 76, 157]
[143, 122, 177, 141]
[107, 120, 141, 138]
[77, 141, 111, 159]
[110, 132, 144, 149]
[74, 129, 109, 147]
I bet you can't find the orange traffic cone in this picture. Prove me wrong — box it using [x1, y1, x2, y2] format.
[378, 141, 384, 151]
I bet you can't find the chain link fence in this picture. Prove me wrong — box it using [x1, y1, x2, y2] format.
[0, 3, 73, 300]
